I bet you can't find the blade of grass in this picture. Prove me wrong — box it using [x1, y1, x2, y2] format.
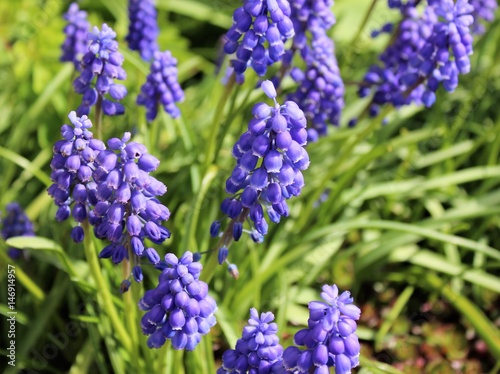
[0, 146, 51, 187]
[374, 285, 414, 351]
[421, 271, 500, 359]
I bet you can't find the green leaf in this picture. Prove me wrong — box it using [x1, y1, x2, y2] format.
[215, 304, 240, 348]
[422, 272, 500, 359]
[6, 236, 62, 251]
[358, 356, 406, 374]
[375, 286, 414, 351]
[6, 236, 93, 292]
[404, 249, 500, 293]
[157, 0, 232, 28]
[0, 146, 51, 187]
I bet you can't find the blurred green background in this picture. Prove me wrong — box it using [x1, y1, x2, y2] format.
[0, 0, 499, 373]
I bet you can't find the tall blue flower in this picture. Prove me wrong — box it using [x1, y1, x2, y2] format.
[359, 0, 475, 115]
[290, 0, 336, 32]
[218, 308, 285, 374]
[48, 112, 171, 284]
[126, 0, 159, 60]
[223, 0, 295, 82]
[139, 251, 217, 350]
[60, 2, 90, 69]
[90, 133, 170, 282]
[358, 4, 432, 115]
[282, 284, 361, 374]
[48, 111, 105, 244]
[73, 24, 127, 117]
[137, 50, 185, 121]
[1, 203, 35, 259]
[271, 1, 344, 141]
[211, 80, 309, 267]
[469, 0, 497, 34]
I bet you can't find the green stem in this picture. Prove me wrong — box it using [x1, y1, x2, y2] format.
[181, 165, 219, 254]
[82, 222, 133, 353]
[349, 0, 379, 56]
[0, 248, 45, 301]
[95, 96, 103, 140]
[201, 208, 250, 284]
[202, 73, 236, 172]
[122, 260, 139, 372]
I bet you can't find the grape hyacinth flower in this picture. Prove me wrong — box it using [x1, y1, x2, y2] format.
[126, 0, 159, 61]
[404, 0, 475, 105]
[48, 111, 105, 244]
[387, 0, 420, 9]
[73, 24, 127, 116]
[359, 0, 476, 115]
[272, 0, 345, 140]
[218, 308, 285, 374]
[137, 50, 185, 121]
[282, 284, 361, 374]
[1, 203, 35, 259]
[139, 251, 217, 350]
[223, 0, 295, 82]
[60, 2, 90, 69]
[90, 133, 170, 282]
[469, 0, 498, 34]
[287, 0, 336, 60]
[211, 80, 309, 267]
[358, 4, 432, 115]
[288, 36, 344, 141]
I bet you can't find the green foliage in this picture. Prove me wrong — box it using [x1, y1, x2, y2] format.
[0, 1, 499, 373]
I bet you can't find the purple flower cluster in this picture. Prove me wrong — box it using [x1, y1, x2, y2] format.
[407, 0, 475, 99]
[211, 81, 309, 262]
[48, 112, 171, 282]
[90, 134, 170, 280]
[137, 51, 185, 121]
[470, 0, 498, 34]
[267, 0, 344, 141]
[387, 0, 419, 9]
[60, 2, 90, 69]
[73, 24, 127, 117]
[290, 0, 335, 32]
[1, 203, 35, 259]
[218, 308, 285, 374]
[359, 5, 432, 115]
[126, 0, 159, 61]
[288, 38, 344, 141]
[139, 251, 217, 350]
[283, 284, 361, 374]
[48, 111, 104, 243]
[224, 0, 295, 83]
[359, 0, 476, 115]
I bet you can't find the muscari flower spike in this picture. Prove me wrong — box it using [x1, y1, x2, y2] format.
[126, 0, 159, 60]
[90, 133, 170, 282]
[73, 23, 127, 117]
[48, 111, 105, 244]
[289, 0, 336, 34]
[60, 2, 90, 69]
[288, 38, 345, 141]
[223, 0, 295, 83]
[211, 80, 309, 268]
[358, 0, 476, 116]
[1, 203, 35, 259]
[137, 50, 185, 121]
[139, 251, 217, 351]
[218, 308, 285, 374]
[282, 284, 361, 374]
[469, 0, 497, 35]
[270, 0, 343, 140]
